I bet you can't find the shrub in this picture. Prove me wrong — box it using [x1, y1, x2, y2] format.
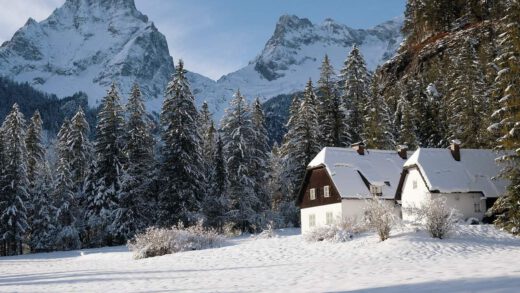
[128, 221, 223, 259]
[255, 222, 277, 239]
[409, 196, 461, 239]
[304, 218, 365, 242]
[364, 198, 397, 241]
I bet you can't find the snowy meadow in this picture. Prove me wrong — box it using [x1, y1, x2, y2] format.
[1, 225, 519, 292]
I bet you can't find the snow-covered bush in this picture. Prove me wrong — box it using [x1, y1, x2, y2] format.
[128, 221, 223, 259]
[304, 218, 365, 242]
[409, 197, 461, 239]
[255, 222, 277, 239]
[364, 198, 397, 241]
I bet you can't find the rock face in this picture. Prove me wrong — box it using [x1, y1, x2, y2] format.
[190, 15, 403, 119]
[0, 0, 174, 113]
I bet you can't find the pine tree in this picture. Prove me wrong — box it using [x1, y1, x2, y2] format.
[29, 161, 56, 252]
[68, 107, 92, 192]
[363, 75, 395, 149]
[201, 134, 229, 231]
[317, 55, 348, 146]
[112, 83, 155, 240]
[199, 101, 217, 198]
[221, 90, 261, 232]
[159, 60, 203, 226]
[88, 83, 126, 246]
[25, 111, 45, 189]
[279, 81, 321, 225]
[394, 92, 419, 149]
[0, 104, 29, 255]
[53, 157, 81, 250]
[250, 98, 271, 212]
[340, 45, 371, 143]
[488, 0, 520, 235]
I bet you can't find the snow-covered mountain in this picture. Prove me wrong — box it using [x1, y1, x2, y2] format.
[0, 0, 402, 119]
[0, 0, 175, 113]
[190, 15, 403, 119]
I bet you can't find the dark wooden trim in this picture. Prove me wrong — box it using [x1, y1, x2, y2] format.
[297, 165, 342, 208]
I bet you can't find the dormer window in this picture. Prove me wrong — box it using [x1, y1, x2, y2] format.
[324, 185, 330, 198]
[310, 188, 316, 200]
[370, 185, 382, 196]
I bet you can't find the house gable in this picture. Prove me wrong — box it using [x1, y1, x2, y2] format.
[298, 166, 341, 209]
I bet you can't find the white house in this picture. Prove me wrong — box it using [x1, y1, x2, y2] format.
[396, 141, 509, 222]
[297, 143, 407, 234]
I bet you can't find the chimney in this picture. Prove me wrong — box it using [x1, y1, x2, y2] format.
[351, 142, 365, 155]
[450, 139, 461, 161]
[397, 145, 408, 159]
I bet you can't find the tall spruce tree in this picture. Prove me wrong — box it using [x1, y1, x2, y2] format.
[0, 104, 29, 255]
[25, 111, 45, 189]
[53, 157, 81, 250]
[68, 107, 92, 192]
[199, 101, 217, 197]
[394, 92, 419, 149]
[317, 55, 348, 146]
[250, 98, 271, 212]
[488, 0, 520, 235]
[159, 60, 203, 226]
[112, 83, 155, 240]
[363, 75, 395, 149]
[221, 90, 261, 232]
[29, 161, 56, 252]
[340, 45, 371, 143]
[279, 81, 321, 225]
[88, 83, 126, 246]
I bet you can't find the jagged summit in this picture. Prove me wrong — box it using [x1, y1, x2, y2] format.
[0, 0, 172, 113]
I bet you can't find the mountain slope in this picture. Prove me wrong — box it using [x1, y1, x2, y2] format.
[0, 0, 174, 113]
[190, 15, 403, 119]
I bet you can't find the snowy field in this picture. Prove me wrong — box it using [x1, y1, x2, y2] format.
[1, 225, 519, 292]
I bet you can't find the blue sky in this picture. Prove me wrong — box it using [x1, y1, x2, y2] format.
[0, 0, 406, 80]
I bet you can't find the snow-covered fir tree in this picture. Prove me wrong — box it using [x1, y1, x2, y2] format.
[250, 98, 271, 212]
[0, 104, 29, 255]
[68, 107, 92, 192]
[199, 101, 217, 198]
[53, 157, 81, 250]
[363, 75, 395, 149]
[317, 55, 348, 147]
[488, 0, 520, 235]
[279, 81, 321, 225]
[394, 92, 419, 149]
[201, 134, 229, 231]
[25, 111, 45, 189]
[112, 83, 155, 241]
[159, 60, 203, 226]
[221, 90, 262, 232]
[88, 83, 126, 246]
[28, 161, 56, 252]
[340, 45, 371, 143]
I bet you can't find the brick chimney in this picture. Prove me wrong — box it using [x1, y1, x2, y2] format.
[397, 145, 408, 159]
[351, 142, 365, 155]
[450, 139, 461, 161]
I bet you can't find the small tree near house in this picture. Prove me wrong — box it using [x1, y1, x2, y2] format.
[364, 197, 397, 241]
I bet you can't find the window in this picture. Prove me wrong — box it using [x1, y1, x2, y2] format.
[309, 214, 316, 227]
[412, 180, 418, 189]
[370, 185, 382, 196]
[326, 212, 333, 225]
[474, 202, 482, 213]
[310, 188, 316, 200]
[324, 185, 330, 198]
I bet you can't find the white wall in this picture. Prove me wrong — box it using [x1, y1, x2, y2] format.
[300, 203, 342, 234]
[401, 168, 431, 222]
[402, 168, 486, 221]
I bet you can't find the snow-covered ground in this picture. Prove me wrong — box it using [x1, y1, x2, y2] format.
[1, 225, 519, 292]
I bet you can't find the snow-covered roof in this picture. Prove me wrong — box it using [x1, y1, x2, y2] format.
[403, 148, 509, 197]
[308, 147, 407, 199]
